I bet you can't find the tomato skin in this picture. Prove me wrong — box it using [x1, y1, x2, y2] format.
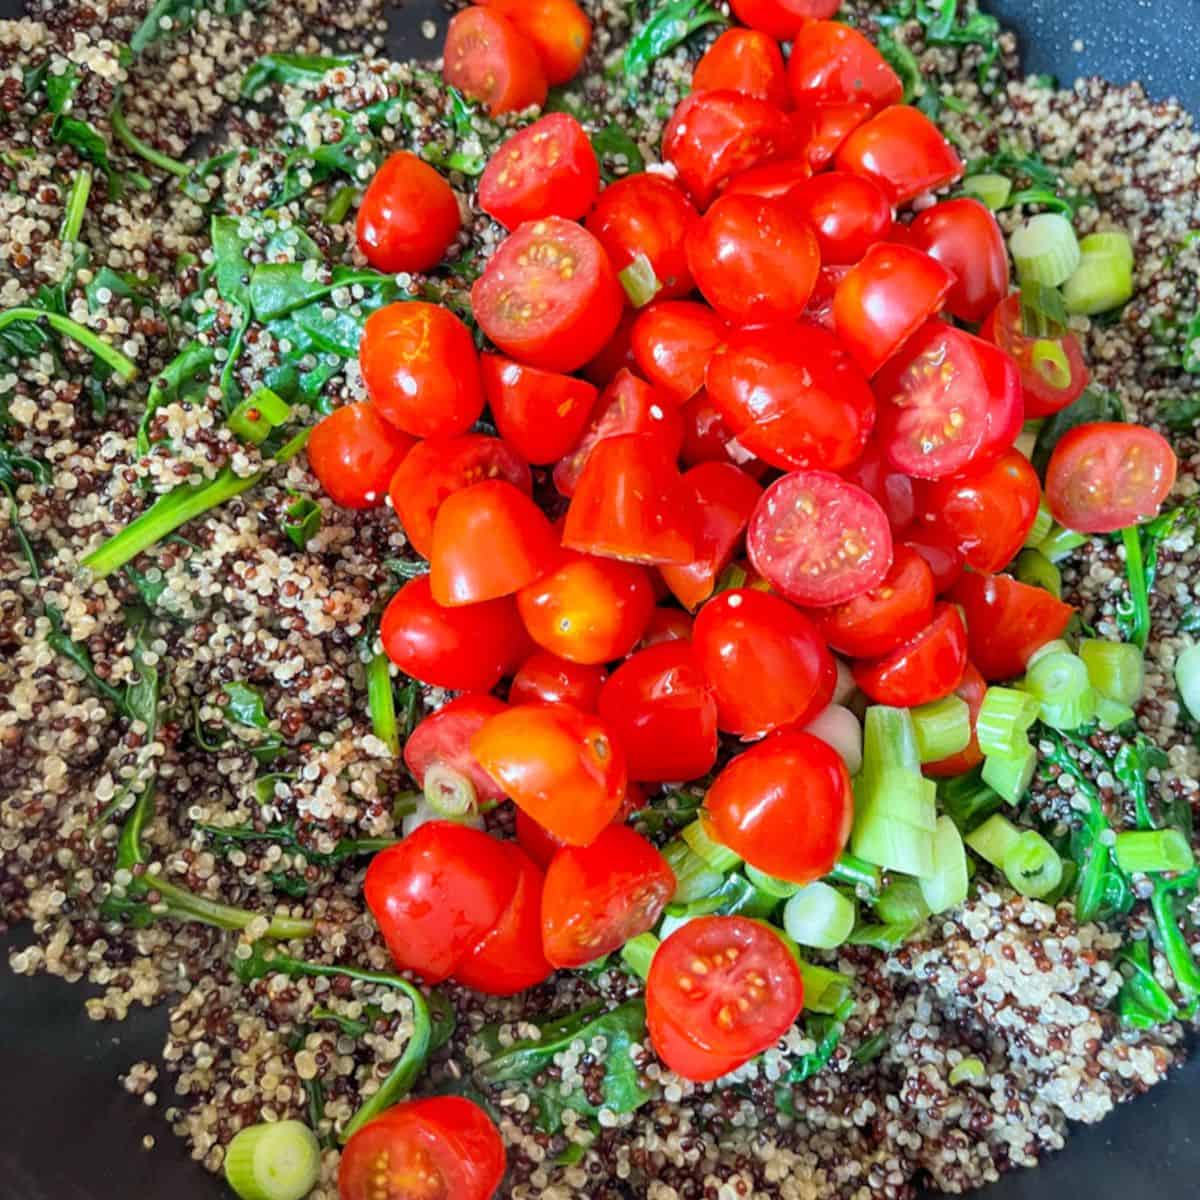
[472, 702, 627, 846]
[404, 694, 510, 808]
[787, 21, 902, 111]
[729, 0, 841, 39]
[480, 354, 597, 466]
[802, 262, 851, 331]
[907, 198, 1009, 324]
[687, 194, 820, 325]
[483, 0, 591, 85]
[307, 403, 414, 510]
[631, 300, 726, 404]
[798, 101, 872, 171]
[472, 216, 624, 373]
[515, 807, 567, 871]
[1045, 421, 1177, 534]
[542, 824, 675, 968]
[840, 437, 916, 534]
[364, 822, 518, 982]
[382, 576, 530, 691]
[640, 605, 694, 647]
[356, 151, 462, 274]
[923, 661, 986, 778]
[679, 389, 743, 470]
[583, 311, 639, 386]
[789, 171, 892, 266]
[837, 105, 964, 206]
[444, 7, 547, 115]
[693, 27, 790, 107]
[721, 157, 812, 200]
[903, 526, 965, 595]
[852, 602, 968, 707]
[510, 651, 607, 711]
[970, 331, 1025, 466]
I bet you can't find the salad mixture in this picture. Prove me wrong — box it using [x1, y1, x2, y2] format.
[3, 1, 1200, 1199]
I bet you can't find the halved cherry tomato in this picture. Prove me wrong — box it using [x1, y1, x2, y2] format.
[790, 171, 892, 265]
[904, 527, 965, 595]
[339, 1096, 505, 1200]
[563, 433, 696, 565]
[836, 104, 964, 206]
[510, 651, 607, 711]
[631, 300, 726, 404]
[798, 100, 873, 171]
[542, 824, 675, 968]
[515, 807, 566, 871]
[472, 701, 626, 845]
[706, 324, 875, 473]
[693, 27, 790, 107]
[852, 602, 968, 706]
[640, 605, 694, 647]
[678, 389, 762, 472]
[382, 575, 530, 691]
[924, 661, 986, 778]
[687, 193, 820, 325]
[802, 262, 852, 331]
[364, 821, 518, 981]
[646, 1004, 746, 1082]
[356, 151, 462, 274]
[307, 402, 414, 510]
[747, 470, 893, 606]
[518, 550, 656, 664]
[481, 354, 597, 466]
[833, 243, 956, 377]
[971, 329, 1025, 464]
[693, 588, 833, 737]
[721, 157, 812, 199]
[443, 7, 547, 116]
[787, 21, 902, 111]
[730, 0, 841, 39]
[482, 0, 592, 86]
[404, 694, 509, 808]
[472, 216, 624, 373]
[908, 198, 1009, 324]
[1045, 421, 1177, 534]
[840, 436, 916, 534]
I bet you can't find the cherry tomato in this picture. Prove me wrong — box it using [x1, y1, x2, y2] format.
[404, 694, 509, 808]
[472, 216, 624, 373]
[585, 173, 697, 302]
[706, 324, 875, 474]
[510, 651, 606, 711]
[721, 157, 812, 199]
[361, 302, 484, 439]
[483, 0, 592, 85]
[729, 0, 842, 39]
[687, 193, 820, 325]
[693, 28, 790, 107]
[1046, 421, 1177, 534]
[680, 390, 741, 469]
[836, 104, 964, 206]
[640, 605, 694, 647]
[631, 300, 726, 404]
[515, 807, 567, 871]
[802, 262, 852, 331]
[356, 151, 462, 274]
[364, 822, 518, 982]
[518, 550, 656, 664]
[542, 824, 675, 968]
[798, 100, 873, 171]
[381, 575, 530, 691]
[583, 310, 639, 386]
[924, 661, 986, 778]
[840, 436, 916, 534]
[645, 1003, 746, 1082]
[472, 702, 626, 845]
[787, 21, 902, 111]
[307, 402, 414, 510]
[970, 329, 1025, 464]
[480, 354, 596, 466]
[852, 602, 968, 706]
[443, 7, 547, 116]
[833, 243, 956, 378]
[340, 1098, 504, 1200]
[908, 198, 1009, 324]
[904, 526, 965, 595]
[747, 470, 893, 607]
[789, 171, 892, 265]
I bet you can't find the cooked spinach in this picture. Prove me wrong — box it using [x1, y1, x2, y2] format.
[221, 681, 284, 764]
[1116, 505, 1194, 650]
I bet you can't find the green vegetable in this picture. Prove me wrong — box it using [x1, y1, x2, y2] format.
[224, 1121, 320, 1200]
[131, 0, 267, 56]
[365, 651, 400, 756]
[1010, 213, 1080, 287]
[1025, 650, 1096, 731]
[796, 960, 853, 1015]
[622, 0, 727, 83]
[423, 764, 477, 818]
[1030, 387, 1125, 477]
[198, 820, 396, 867]
[1038, 523, 1089, 563]
[783, 881, 855, 949]
[282, 496, 322, 550]
[1002, 829, 1063, 898]
[661, 837, 724, 903]
[774, 1001, 854, 1101]
[664, 870, 778, 921]
[976, 687, 1040, 758]
[1062, 230, 1135, 316]
[743, 863, 801, 899]
[1116, 506, 1192, 650]
[228, 388, 291, 446]
[1114, 829, 1194, 875]
[137, 339, 217, 454]
[981, 742, 1037, 806]
[960, 172, 1012, 210]
[0, 438, 50, 578]
[110, 102, 189, 178]
[938, 768, 1003, 835]
[1015, 547, 1062, 597]
[911, 694, 971, 762]
[240, 53, 354, 98]
[873, 877, 930, 926]
[591, 122, 647, 181]
[826, 852, 882, 897]
[1177, 642, 1200, 720]
[1024, 496, 1054, 547]
[0, 306, 138, 381]
[620, 932, 660, 981]
[1079, 639, 1145, 706]
[948, 1058, 986, 1085]
[919, 816, 970, 913]
[965, 812, 1022, 869]
[963, 147, 1090, 216]
[60, 168, 93, 243]
[618, 254, 661, 308]
[878, 0, 1001, 91]
[680, 818, 742, 872]
[45, 607, 157, 723]
[1116, 938, 1177, 1029]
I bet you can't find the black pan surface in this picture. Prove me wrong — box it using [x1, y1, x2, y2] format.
[1, 2, 1197, 1197]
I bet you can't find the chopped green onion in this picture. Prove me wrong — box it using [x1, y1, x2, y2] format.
[1030, 338, 1073, 389]
[911, 695, 971, 762]
[874, 877, 930, 926]
[620, 932, 660, 981]
[322, 184, 358, 226]
[938, 769, 1003, 835]
[1114, 829, 1195, 875]
[965, 812, 1022, 869]
[1079, 639, 1145, 705]
[224, 1120, 321, 1200]
[1174, 643, 1200, 720]
[656, 911, 696, 942]
[976, 687, 1040, 758]
[1062, 231, 1134, 315]
[919, 816, 970, 914]
[1024, 651, 1096, 730]
[783, 881, 856, 949]
[744, 864, 801, 899]
[681, 818, 742, 873]
[1014, 425, 1040, 461]
[1015, 547, 1062, 598]
[981, 742, 1037, 806]
[851, 812, 934, 878]
[797, 960, 854, 1014]
[1024, 497, 1054, 548]
[228, 387, 291, 446]
[803, 703, 863, 774]
[856, 769, 937, 831]
[948, 1057, 986, 1085]
[1001, 829, 1063, 898]
[1010, 213, 1081, 287]
[618, 252, 660, 308]
[1026, 638, 1073, 667]
[961, 173, 1012, 210]
[1096, 696, 1136, 730]
[862, 704, 921, 772]
[423, 764, 476, 817]
[662, 839, 724, 904]
[826, 852, 881, 896]
[1019, 280, 1069, 338]
[401, 797, 482, 836]
[1038, 524, 1088, 563]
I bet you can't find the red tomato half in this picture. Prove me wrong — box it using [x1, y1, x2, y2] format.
[472, 216, 624, 372]
[515, 807, 566, 871]
[798, 101, 873, 171]
[840, 436, 915, 534]
[631, 301, 726, 404]
[836, 105, 964, 206]
[1045, 422, 1177, 534]
[721, 157, 812, 199]
[542, 824, 675, 968]
[747, 470, 893, 607]
[908, 198, 1009, 324]
[640, 605, 694, 647]
[788, 21, 902, 111]
[481, 353, 597, 465]
[924, 661, 986, 778]
[730, 0, 841, 39]
[356, 151, 461, 275]
[904, 526, 965, 595]
[693, 28, 790, 107]
[510, 651, 607, 710]
[583, 310, 639, 386]
[484, 0, 592, 86]
[790, 171, 892, 265]
[404, 694, 509, 808]
[802, 262, 851, 331]
[443, 6, 547, 116]
[852, 602, 968, 706]
[307, 402, 414, 510]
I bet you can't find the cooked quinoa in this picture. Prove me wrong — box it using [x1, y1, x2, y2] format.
[2, 2, 1200, 1198]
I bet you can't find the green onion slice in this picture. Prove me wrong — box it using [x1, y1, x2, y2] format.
[224, 1120, 321, 1200]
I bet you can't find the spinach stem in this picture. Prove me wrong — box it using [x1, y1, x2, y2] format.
[60, 167, 93, 243]
[0, 306, 138, 381]
[110, 102, 191, 179]
[366, 651, 400, 756]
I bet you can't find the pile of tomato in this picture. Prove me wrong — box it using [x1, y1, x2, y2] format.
[325, 1, 1180, 1196]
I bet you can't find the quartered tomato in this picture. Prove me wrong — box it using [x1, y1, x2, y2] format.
[483, 0, 592, 85]
[361, 302, 484, 439]
[693, 27, 790, 107]
[404, 694, 509, 808]
[721, 156, 812, 199]
[471, 702, 626, 845]
[802, 262, 852, 331]
[630, 300, 726, 404]
[747, 470, 893, 606]
[840, 437, 916, 534]
[789, 171, 892, 265]
[583, 310, 639, 386]
[903, 526, 965, 595]
[443, 6, 547, 115]
[1045, 421, 1177, 534]
[640, 605, 695, 647]
[357, 151, 462, 275]
[481, 354, 597, 465]
[307, 402, 414, 509]
[836, 104, 964, 206]
[923, 661, 987, 778]
[510, 651, 607, 710]
[798, 100, 873, 171]
[852, 602, 968, 706]
[908, 198, 1009, 324]
[472, 216, 624, 372]
[730, 0, 842, 39]
[515, 807, 567, 871]
[787, 20, 902, 111]
[541, 824, 675, 968]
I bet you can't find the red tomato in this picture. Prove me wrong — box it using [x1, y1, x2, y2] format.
[687, 193, 820, 325]
[356, 151, 461, 274]
[510, 651, 607, 710]
[802, 262, 851, 331]
[915, 450, 1041, 574]
[924, 661, 986, 778]
[472, 216, 624, 373]
[1046, 422, 1177, 534]
[693, 28, 790, 107]
[907, 198, 1009, 324]
[483, 0, 592, 86]
[640, 605, 694, 647]
[518, 550, 656, 664]
[721, 157, 812, 199]
[679, 389, 744, 470]
[852, 602, 968, 706]
[798, 101, 873, 171]
[339, 1097, 505, 1200]
[693, 588, 833, 737]
[904, 526, 965, 595]
[705, 324, 875, 473]
[306, 402, 413, 510]
[553, 368, 682, 497]
[836, 105, 963, 206]
[361, 302, 484, 440]
[747, 470, 893, 606]
[381, 575, 530, 691]
[645, 1004, 746, 1082]
[833, 243, 956, 378]
[662, 89, 792, 209]
[840, 436, 916, 534]
[515, 807, 566, 871]
[388, 435, 531, 559]
[790, 171, 892, 265]
[631, 301, 725, 404]
[404, 694, 509, 808]
[563, 433, 696, 566]
[443, 7, 547, 115]
[971, 329, 1025, 464]
[542, 824, 675, 967]
[729, 0, 842, 39]
[583, 310, 639, 386]
[472, 702, 626, 845]
[364, 822, 517, 982]
[788, 21, 902, 111]
[481, 354, 596, 466]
